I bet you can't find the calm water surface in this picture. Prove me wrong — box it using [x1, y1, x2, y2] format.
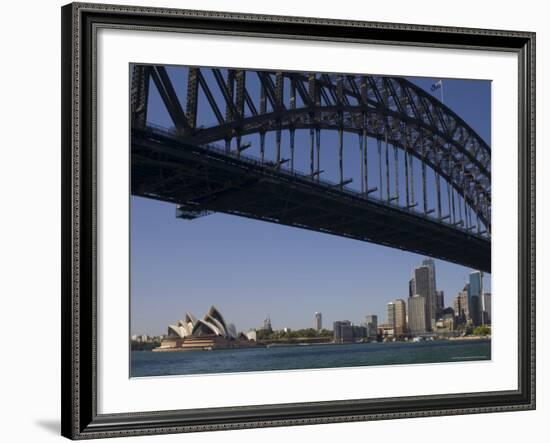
[130, 339, 491, 377]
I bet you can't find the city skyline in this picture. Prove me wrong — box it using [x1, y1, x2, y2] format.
[131, 223, 491, 336]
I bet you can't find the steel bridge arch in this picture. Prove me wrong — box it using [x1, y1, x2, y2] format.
[131, 65, 491, 233]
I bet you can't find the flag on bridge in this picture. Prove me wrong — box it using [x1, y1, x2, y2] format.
[431, 79, 443, 91]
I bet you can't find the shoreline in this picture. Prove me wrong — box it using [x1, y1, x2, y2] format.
[139, 336, 490, 353]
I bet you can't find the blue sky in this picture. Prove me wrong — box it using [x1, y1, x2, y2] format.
[130, 68, 491, 336]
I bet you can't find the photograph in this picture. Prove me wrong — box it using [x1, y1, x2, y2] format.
[129, 64, 492, 377]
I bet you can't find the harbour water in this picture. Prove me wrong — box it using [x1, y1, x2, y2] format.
[130, 339, 491, 377]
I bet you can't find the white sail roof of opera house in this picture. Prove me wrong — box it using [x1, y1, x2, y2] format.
[167, 306, 236, 339]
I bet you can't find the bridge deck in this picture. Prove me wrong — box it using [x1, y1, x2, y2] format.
[132, 129, 490, 272]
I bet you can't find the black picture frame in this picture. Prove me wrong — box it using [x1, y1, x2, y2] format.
[61, 2, 536, 439]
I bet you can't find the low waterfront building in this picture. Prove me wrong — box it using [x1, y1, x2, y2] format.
[134, 334, 149, 343]
[434, 319, 454, 334]
[333, 320, 353, 343]
[378, 323, 394, 337]
[352, 325, 368, 340]
[435, 308, 456, 334]
[442, 307, 455, 321]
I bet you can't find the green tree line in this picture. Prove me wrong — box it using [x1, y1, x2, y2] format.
[256, 328, 333, 340]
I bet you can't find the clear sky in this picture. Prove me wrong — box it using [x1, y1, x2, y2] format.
[130, 67, 491, 336]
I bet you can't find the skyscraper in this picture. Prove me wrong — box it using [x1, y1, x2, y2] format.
[393, 299, 407, 335]
[463, 284, 471, 321]
[453, 290, 469, 324]
[386, 302, 396, 333]
[468, 271, 483, 326]
[409, 278, 416, 298]
[365, 314, 378, 339]
[315, 312, 322, 331]
[414, 266, 430, 298]
[414, 265, 433, 330]
[482, 292, 491, 324]
[408, 294, 429, 334]
[422, 258, 437, 327]
[436, 290, 445, 319]
[422, 259, 436, 290]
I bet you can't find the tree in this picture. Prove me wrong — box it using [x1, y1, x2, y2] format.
[473, 325, 491, 336]
[256, 329, 273, 340]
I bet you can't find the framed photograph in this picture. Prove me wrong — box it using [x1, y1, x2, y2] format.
[61, 2, 536, 439]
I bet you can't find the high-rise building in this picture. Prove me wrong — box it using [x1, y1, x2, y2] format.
[408, 294, 429, 334]
[436, 290, 445, 319]
[409, 278, 416, 298]
[468, 271, 483, 326]
[414, 265, 433, 330]
[333, 320, 353, 343]
[463, 284, 471, 321]
[422, 259, 436, 289]
[315, 312, 322, 330]
[453, 292, 467, 324]
[393, 299, 407, 335]
[352, 325, 367, 339]
[482, 292, 491, 324]
[435, 307, 456, 333]
[453, 290, 469, 324]
[414, 266, 430, 298]
[378, 323, 395, 337]
[387, 300, 407, 335]
[386, 301, 396, 332]
[365, 315, 378, 339]
[422, 258, 437, 327]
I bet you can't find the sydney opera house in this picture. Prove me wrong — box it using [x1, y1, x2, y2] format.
[156, 305, 256, 351]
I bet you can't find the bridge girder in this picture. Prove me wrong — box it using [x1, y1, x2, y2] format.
[131, 65, 491, 231]
[132, 130, 491, 272]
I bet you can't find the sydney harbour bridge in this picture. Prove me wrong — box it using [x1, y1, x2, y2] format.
[130, 65, 491, 273]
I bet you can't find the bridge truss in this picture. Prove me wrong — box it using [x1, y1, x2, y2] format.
[131, 65, 491, 272]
